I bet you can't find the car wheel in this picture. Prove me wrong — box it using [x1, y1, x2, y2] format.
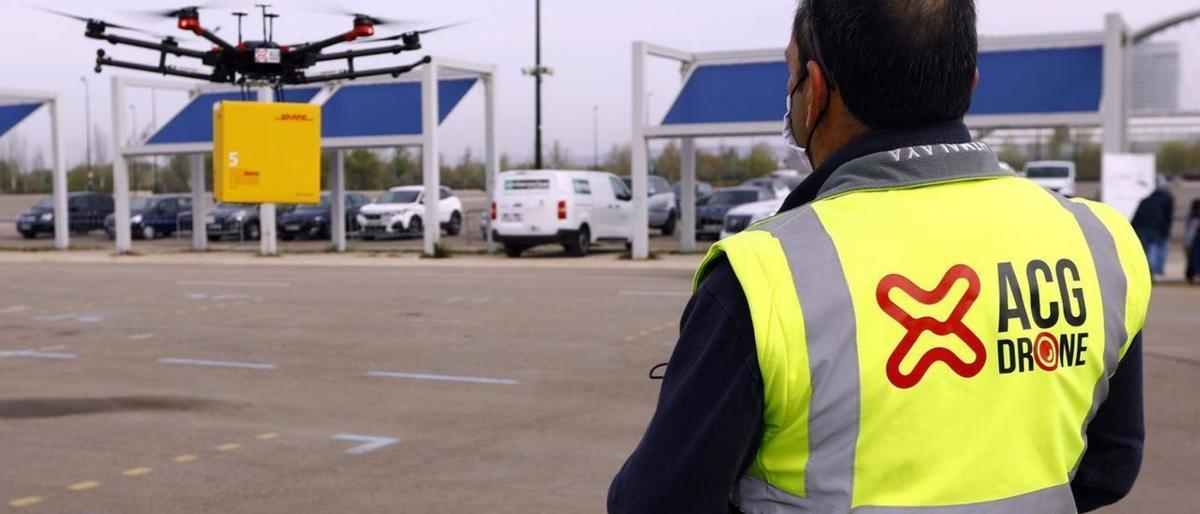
[504, 243, 524, 258]
[208, 234, 221, 242]
[19, 231, 36, 240]
[362, 234, 375, 241]
[141, 225, 156, 240]
[281, 234, 294, 241]
[445, 211, 462, 236]
[245, 222, 260, 240]
[408, 216, 423, 237]
[565, 226, 591, 257]
[661, 212, 677, 236]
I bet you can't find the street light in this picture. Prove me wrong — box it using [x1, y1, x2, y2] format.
[521, 0, 554, 169]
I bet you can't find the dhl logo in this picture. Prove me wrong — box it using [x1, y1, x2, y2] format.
[276, 113, 313, 121]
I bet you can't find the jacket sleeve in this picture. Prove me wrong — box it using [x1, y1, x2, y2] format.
[1071, 333, 1145, 512]
[608, 257, 763, 514]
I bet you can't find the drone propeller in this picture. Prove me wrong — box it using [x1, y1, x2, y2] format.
[353, 21, 470, 44]
[124, 3, 223, 19]
[315, 7, 423, 27]
[36, 6, 171, 38]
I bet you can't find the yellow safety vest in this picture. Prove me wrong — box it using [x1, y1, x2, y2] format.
[696, 142, 1151, 514]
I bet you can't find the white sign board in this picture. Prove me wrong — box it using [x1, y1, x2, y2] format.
[1101, 153, 1156, 220]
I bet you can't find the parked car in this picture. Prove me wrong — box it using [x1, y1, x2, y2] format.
[492, 170, 632, 257]
[621, 175, 679, 235]
[741, 177, 791, 199]
[206, 203, 260, 241]
[280, 192, 372, 240]
[357, 186, 464, 240]
[1024, 160, 1076, 196]
[104, 194, 193, 240]
[672, 180, 714, 203]
[15, 192, 113, 239]
[721, 197, 785, 239]
[696, 187, 773, 240]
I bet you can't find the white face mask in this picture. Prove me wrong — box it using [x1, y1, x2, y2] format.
[783, 93, 805, 157]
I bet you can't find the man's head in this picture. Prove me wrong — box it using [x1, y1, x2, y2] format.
[787, 0, 979, 166]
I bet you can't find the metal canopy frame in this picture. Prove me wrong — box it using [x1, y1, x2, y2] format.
[629, 14, 1131, 260]
[111, 56, 498, 257]
[0, 89, 67, 249]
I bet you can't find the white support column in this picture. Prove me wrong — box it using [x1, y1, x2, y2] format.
[630, 42, 650, 260]
[111, 77, 132, 254]
[1102, 13, 1129, 155]
[48, 98, 68, 250]
[189, 154, 207, 251]
[256, 84, 278, 256]
[421, 62, 441, 257]
[484, 73, 499, 253]
[680, 137, 697, 253]
[331, 149, 347, 252]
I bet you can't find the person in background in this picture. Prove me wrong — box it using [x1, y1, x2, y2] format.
[1186, 199, 1200, 284]
[1131, 175, 1175, 279]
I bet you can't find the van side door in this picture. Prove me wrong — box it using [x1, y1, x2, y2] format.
[608, 176, 633, 239]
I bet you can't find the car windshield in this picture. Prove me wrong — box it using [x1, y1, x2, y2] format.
[294, 197, 331, 212]
[1026, 166, 1070, 179]
[131, 198, 155, 210]
[379, 190, 420, 204]
[707, 190, 758, 205]
[33, 198, 53, 209]
[215, 203, 250, 211]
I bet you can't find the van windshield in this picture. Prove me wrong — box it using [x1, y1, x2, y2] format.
[504, 178, 551, 191]
[1026, 167, 1070, 179]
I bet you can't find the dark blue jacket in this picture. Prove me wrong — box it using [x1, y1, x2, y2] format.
[608, 122, 1144, 514]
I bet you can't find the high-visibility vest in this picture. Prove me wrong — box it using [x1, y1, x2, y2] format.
[697, 142, 1151, 514]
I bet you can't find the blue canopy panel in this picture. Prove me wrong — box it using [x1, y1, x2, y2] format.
[0, 103, 43, 138]
[662, 62, 788, 126]
[970, 46, 1104, 115]
[321, 78, 478, 138]
[146, 87, 320, 145]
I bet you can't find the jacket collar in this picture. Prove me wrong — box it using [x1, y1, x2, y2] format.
[780, 120, 997, 211]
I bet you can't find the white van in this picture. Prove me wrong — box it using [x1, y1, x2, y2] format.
[492, 170, 632, 257]
[1023, 161, 1076, 196]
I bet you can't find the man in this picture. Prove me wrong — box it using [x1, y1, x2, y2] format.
[608, 1, 1151, 513]
[1130, 175, 1175, 279]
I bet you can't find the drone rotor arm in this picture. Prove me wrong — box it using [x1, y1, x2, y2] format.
[285, 55, 431, 84]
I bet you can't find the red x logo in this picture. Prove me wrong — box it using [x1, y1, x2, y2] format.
[876, 264, 987, 389]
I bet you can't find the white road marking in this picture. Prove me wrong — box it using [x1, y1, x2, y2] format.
[212, 293, 251, 301]
[33, 313, 105, 323]
[129, 333, 155, 341]
[366, 371, 519, 385]
[332, 433, 399, 455]
[618, 290, 690, 297]
[445, 296, 464, 304]
[157, 358, 278, 370]
[472, 297, 491, 304]
[177, 280, 290, 288]
[0, 305, 29, 315]
[0, 347, 77, 359]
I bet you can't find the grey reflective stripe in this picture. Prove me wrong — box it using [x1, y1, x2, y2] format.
[817, 142, 1011, 201]
[852, 484, 1076, 514]
[742, 207, 861, 511]
[739, 478, 1075, 514]
[1055, 195, 1129, 478]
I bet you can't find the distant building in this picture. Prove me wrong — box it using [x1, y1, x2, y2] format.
[1132, 42, 1180, 115]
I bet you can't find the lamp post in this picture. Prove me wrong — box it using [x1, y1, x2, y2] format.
[592, 104, 599, 169]
[522, 0, 553, 169]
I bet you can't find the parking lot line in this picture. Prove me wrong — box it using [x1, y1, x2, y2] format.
[177, 280, 291, 288]
[122, 467, 153, 477]
[0, 305, 29, 315]
[215, 443, 241, 452]
[7, 496, 42, 508]
[366, 371, 519, 385]
[158, 358, 279, 370]
[66, 481, 100, 492]
[172, 454, 198, 463]
[256, 432, 279, 440]
[0, 348, 77, 360]
[129, 333, 155, 340]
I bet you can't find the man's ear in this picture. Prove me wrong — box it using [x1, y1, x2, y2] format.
[805, 60, 827, 130]
[973, 68, 981, 90]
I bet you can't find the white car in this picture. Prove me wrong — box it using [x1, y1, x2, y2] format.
[1023, 160, 1076, 196]
[720, 197, 785, 239]
[492, 170, 632, 257]
[357, 186, 463, 240]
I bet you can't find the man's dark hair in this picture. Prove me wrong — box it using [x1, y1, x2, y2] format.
[794, 0, 978, 128]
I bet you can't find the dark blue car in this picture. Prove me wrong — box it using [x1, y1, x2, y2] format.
[695, 187, 771, 240]
[279, 192, 372, 240]
[104, 195, 193, 240]
[16, 192, 113, 239]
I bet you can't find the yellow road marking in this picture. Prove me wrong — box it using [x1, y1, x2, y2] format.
[215, 443, 240, 452]
[8, 497, 42, 508]
[122, 467, 153, 477]
[172, 454, 198, 463]
[255, 432, 279, 440]
[68, 481, 100, 491]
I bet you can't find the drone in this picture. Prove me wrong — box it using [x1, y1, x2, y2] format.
[43, 4, 465, 85]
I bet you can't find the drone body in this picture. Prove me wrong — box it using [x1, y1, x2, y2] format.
[57, 6, 451, 85]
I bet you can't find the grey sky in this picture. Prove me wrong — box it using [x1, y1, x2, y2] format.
[0, 0, 1197, 168]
